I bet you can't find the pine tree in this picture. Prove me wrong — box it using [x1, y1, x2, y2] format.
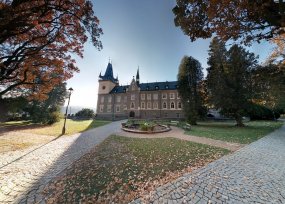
[177, 56, 204, 125]
[207, 38, 258, 126]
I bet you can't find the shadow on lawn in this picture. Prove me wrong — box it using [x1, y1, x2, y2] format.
[11, 120, 122, 203]
[0, 121, 47, 134]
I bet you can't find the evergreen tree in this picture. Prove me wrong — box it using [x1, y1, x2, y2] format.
[177, 56, 204, 125]
[207, 38, 258, 126]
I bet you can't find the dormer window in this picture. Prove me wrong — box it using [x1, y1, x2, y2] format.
[146, 86, 149, 90]
[165, 85, 169, 89]
[155, 86, 159, 90]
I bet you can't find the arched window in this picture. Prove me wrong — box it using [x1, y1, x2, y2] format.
[131, 102, 135, 109]
[163, 102, 167, 109]
[171, 102, 175, 109]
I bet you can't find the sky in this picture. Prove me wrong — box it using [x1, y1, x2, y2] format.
[66, 0, 275, 110]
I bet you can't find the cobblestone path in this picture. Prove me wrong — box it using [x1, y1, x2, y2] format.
[131, 124, 285, 204]
[0, 121, 122, 203]
[116, 126, 243, 151]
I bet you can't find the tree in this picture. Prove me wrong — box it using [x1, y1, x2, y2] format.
[75, 108, 95, 118]
[251, 63, 285, 111]
[25, 83, 67, 124]
[207, 39, 258, 126]
[0, 0, 103, 99]
[177, 56, 204, 125]
[173, 0, 285, 44]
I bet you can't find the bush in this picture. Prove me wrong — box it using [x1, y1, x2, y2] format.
[75, 108, 95, 118]
[47, 111, 61, 124]
[247, 104, 280, 120]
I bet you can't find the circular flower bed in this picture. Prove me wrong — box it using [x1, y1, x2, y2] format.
[121, 120, 171, 134]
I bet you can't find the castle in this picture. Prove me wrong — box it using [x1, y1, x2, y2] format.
[96, 62, 184, 120]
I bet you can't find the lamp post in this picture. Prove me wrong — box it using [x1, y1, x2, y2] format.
[62, 87, 74, 135]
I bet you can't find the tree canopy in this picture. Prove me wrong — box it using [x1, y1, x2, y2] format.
[177, 56, 204, 125]
[0, 0, 103, 99]
[173, 0, 285, 44]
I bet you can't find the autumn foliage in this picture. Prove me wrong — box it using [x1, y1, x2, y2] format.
[173, 0, 285, 44]
[0, 0, 102, 100]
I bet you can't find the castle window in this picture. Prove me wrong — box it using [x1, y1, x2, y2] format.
[177, 94, 181, 99]
[171, 102, 175, 109]
[153, 102, 158, 109]
[116, 96, 121, 103]
[163, 102, 167, 109]
[153, 94, 158, 100]
[147, 102, 151, 109]
[131, 102, 135, 109]
[141, 102, 145, 109]
[108, 96, 112, 103]
[131, 94, 135, 100]
[107, 105, 112, 112]
[162, 93, 167, 99]
[170, 93, 175, 99]
[147, 94, 151, 100]
[99, 105, 104, 112]
[102, 86, 106, 90]
[178, 102, 182, 109]
[100, 96, 104, 103]
[141, 94, 145, 100]
[116, 105, 120, 112]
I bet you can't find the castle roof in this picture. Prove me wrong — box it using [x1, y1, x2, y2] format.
[110, 81, 178, 93]
[99, 63, 118, 83]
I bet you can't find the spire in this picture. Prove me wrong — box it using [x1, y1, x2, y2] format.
[136, 66, 140, 84]
[98, 61, 118, 83]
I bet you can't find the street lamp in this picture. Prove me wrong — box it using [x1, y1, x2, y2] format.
[62, 87, 74, 135]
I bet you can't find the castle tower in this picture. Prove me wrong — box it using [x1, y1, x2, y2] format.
[98, 62, 119, 94]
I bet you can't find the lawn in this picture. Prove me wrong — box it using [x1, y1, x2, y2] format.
[185, 120, 284, 144]
[43, 136, 229, 203]
[20, 119, 111, 136]
[0, 119, 110, 136]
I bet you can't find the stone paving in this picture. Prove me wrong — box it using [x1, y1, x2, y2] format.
[116, 126, 243, 151]
[0, 120, 122, 203]
[131, 124, 285, 204]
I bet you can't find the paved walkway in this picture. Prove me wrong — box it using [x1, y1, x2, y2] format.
[131, 124, 285, 204]
[116, 126, 243, 151]
[0, 120, 122, 203]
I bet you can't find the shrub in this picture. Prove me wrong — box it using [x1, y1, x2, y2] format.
[247, 104, 280, 120]
[75, 108, 95, 118]
[47, 111, 61, 124]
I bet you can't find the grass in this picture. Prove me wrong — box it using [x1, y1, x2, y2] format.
[0, 119, 110, 136]
[184, 120, 284, 144]
[0, 140, 33, 153]
[21, 119, 110, 136]
[43, 136, 229, 203]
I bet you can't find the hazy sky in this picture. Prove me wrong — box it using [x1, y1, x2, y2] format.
[66, 0, 275, 109]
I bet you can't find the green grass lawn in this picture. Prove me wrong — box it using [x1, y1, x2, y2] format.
[43, 136, 229, 203]
[0, 119, 110, 136]
[185, 120, 284, 144]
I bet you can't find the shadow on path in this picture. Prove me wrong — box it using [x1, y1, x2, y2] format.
[0, 120, 124, 203]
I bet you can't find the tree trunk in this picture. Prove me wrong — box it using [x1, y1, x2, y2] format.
[235, 113, 245, 127]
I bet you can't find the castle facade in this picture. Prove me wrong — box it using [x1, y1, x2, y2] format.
[96, 63, 184, 120]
